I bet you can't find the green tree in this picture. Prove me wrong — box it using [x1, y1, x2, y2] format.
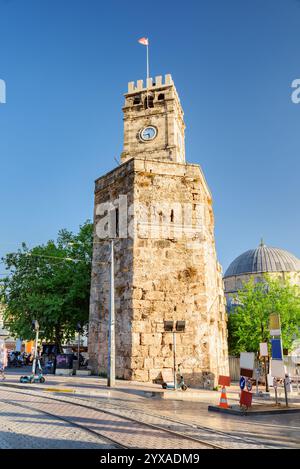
[0, 221, 93, 348]
[228, 276, 300, 355]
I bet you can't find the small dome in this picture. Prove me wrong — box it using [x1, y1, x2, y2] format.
[224, 240, 300, 278]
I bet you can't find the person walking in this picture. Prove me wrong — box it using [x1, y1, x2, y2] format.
[0, 341, 8, 380]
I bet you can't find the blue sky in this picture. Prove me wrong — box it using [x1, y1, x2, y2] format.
[0, 0, 299, 273]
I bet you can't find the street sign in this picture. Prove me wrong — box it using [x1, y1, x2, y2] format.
[240, 352, 255, 370]
[240, 390, 252, 407]
[246, 379, 252, 392]
[285, 375, 293, 393]
[271, 339, 283, 359]
[270, 359, 286, 378]
[239, 376, 246, 390]
[270, 329, 281, 336]
[240, 367, 253, 378]
[259, 342, 268, 357]
[267, 373, 274, 387]
[218, 375, 231, 386]
[240, 352, 255, 379]
[269, 313, 280, 330]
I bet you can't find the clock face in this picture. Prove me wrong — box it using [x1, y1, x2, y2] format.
[139, 126, 157, 141]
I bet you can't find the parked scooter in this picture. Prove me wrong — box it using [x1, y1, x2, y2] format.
[20, 359, 45, 384]
[162, 364, 187, 391]
[20, 320, 45, 384]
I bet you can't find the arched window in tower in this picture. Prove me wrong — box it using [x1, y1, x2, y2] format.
[144, 95, 154, 109]
[133, 95, 141, 105]
[158, 93, 165, 101]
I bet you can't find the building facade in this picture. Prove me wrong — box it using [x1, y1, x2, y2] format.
[88, 74, 229, 386]
[224, 240, 300, 307]
[0, 305, 8, 341]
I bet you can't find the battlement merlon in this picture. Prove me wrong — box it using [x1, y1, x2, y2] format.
[125, 74, 178, 95]
[124, 74, 182, 111]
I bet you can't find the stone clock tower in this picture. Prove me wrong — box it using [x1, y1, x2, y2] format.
[88, 74, 229, 386]
[121, 74, 185, 164]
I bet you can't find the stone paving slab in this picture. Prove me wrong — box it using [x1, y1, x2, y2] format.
[2, 371, 300, 448]
[0, 384, 283, 449]
[0, 387, 213, 449]
[0, 398, 116, 449]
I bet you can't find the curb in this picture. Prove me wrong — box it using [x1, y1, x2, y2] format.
[0, 381, 110, 397]
[208, 404, 300, 416]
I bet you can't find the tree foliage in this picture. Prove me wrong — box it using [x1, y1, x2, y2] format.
[228, 275, 300, 355]
[0, 221, 93, 348]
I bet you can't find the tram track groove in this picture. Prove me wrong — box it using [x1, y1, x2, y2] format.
[3, 382, 272, 449]
[0, 383, 279, 449]
[0, 382, 283, 449]
[0, 386, 222, 449]
[0, 398, 127, 449]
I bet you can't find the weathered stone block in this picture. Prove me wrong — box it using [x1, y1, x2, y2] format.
[148, 345, 161, 357]
[144, 291, 165, 301]
[141, 333, 162, 346]
[132, 369, 149, 381]
[154, 357, 173, 368]
[162, 332, 173, 345]
[132, 320, 151, 333]
[131, 345, 149, 357]
[144, 357, 154, 369]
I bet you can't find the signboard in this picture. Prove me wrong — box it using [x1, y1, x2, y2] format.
[246, 379, 252, 392]
[269, 313, 281, 336]
[267, 373, 274, 387]
[240, 390, 252, 407]
[271, 339, 283, 360]
[259, 342, 268, 357]
[239, 376, 246, 390]
[240, 368, 253, 378]
[218, 375, 231, 386]
[270, 329, 281, 336]
[240, 352, 255, 370]
[285, 375, 293, 393]
[269, 313, 280, 330]
[56, 354, 73, 370]
[270, 359, 286, 378]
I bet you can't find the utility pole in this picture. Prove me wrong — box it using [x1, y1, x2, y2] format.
[107, 240, 115, 387]
[76, 322, 81, 371]
[32, 320, 39, 376]
[261, 323, 269, 392]
[173, 331, 177, 390]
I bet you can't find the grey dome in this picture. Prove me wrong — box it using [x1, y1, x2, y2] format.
[224, 241, 300, 278]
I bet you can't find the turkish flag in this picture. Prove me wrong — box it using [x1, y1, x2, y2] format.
[138, 37, 149, 46]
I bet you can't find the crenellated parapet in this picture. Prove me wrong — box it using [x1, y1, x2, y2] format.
[127, 74, 174, 94]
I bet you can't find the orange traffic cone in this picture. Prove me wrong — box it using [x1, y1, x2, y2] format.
[219, 386, 229, 409]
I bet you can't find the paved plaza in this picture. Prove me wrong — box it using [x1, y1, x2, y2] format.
[0, 370, 299, 449]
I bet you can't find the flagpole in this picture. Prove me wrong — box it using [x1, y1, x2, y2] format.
[146, 42, 149, 80]
[138, 37, 150, 105]
[146, 41, 149, 108]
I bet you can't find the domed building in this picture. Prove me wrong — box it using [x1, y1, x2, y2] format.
[224, 240, 300, 306]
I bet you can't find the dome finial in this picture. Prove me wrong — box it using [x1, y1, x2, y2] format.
[259, 238, 266, 247]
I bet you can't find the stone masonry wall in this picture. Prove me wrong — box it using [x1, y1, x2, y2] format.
[88, 157, 229, 386]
